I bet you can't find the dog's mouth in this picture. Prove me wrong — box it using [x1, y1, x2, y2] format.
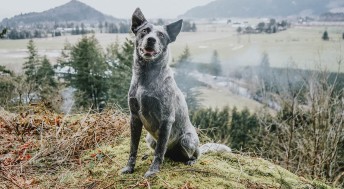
[140, 47, 160, 59]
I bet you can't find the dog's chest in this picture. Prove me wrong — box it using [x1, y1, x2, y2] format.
[136, 87, 162, 137]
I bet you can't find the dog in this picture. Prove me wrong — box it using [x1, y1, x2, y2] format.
[121, 8, 231, 178]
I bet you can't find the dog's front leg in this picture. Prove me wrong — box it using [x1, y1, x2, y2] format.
[121, 116, 143, 174]
[144, 119, 174, 178]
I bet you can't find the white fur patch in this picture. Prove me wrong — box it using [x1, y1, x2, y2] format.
[199, 143, 232, 154]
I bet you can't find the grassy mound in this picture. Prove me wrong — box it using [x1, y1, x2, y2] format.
[0, 106, 335, 188]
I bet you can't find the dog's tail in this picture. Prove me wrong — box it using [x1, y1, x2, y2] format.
[199, 143, 232, 154]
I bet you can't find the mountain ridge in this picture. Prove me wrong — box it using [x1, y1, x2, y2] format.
[180, 0, 341, 18]
[1, 0, 119, 27]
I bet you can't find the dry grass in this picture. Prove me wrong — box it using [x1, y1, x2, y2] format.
[0, 105, 335, 188]
[0, 105, 129, 188]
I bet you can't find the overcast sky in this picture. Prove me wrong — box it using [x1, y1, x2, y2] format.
[0, 0, 214, 20]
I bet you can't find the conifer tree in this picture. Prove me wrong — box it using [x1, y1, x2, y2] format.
[23, 39, 40, 83]
[37, 56, 57, 87]
[23, 39, 40, 102]
[36, 56, 59, 109]
[174, 45, 202, 110]
[322, 30, 329, 41]
[0, 66, 15, 106]
[210, 50, 221, 76]
[190, 106, 230, 142]
[107, 38, 134, 108]
[59, 35, 108, 110]
[176, 45, 191, 69]
[228, 107, 260, 151]
[0, 28, 7, 38]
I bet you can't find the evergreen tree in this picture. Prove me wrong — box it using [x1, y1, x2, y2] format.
[104, 22, 108, 33]
[0, 66, 15, 107]
[181, 21, 196, 32]
[23, 39, 40, 102]
[36, 56, 59, 109]
[228, 107, 260, 151]
[80, 23, 86, 35]
[119, 23, 130, 33]
[174, 45, 202, 110]
[59, 35, 108, 110]
[236, 27, 242, 34]
[37, 56, 57, 87]
[176, 45, 192, 69]
[257, 52, 277, 96]
[191, 23, 197, 32]
[257, 22, 265, 33]
[0, 28, 7, 38]
[210, 50, 221, 76]
[322, 30, 329, 41]
[23, 39, 39, 82]
[98, 21, 103, 33]
[108, 23, 118, 33]
[190, 106, 230, 142]
[107, 38, 134, 108]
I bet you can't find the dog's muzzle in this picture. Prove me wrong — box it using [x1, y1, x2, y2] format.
[139, 39, 161, 60]
[140, 47, 159, 57]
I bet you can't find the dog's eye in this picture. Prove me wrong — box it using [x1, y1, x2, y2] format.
[141, 29, 147, 34]
[158, 32, 164, 38]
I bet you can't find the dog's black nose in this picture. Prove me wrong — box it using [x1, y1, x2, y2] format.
[147, 37, 156, 45]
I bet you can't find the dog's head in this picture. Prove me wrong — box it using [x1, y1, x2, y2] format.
[131, 8, 182, 62]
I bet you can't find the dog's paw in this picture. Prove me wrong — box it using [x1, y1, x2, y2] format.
[121, 166, 134, 174]
[144, 169, 159, 178]
[185, 159, 197, 165]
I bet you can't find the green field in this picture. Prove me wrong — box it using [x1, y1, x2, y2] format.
[1, 25, 343, 73]
[173, 25, 344, 73]
[1, 24, 343, 110]
[197, 87, 264, 112]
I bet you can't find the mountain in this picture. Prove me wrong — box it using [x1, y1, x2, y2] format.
[1, 0, 118, 27]
[180, 0, 337, 18]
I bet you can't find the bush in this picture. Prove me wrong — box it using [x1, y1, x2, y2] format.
[322, 30, 329, 40]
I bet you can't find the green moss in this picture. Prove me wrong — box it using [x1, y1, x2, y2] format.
[53, 134, 334, 189]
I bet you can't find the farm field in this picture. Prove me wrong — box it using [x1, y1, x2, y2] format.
[0, 24, 343, 110]
[0, 25, 343, 73]
[197, 86, 264, 112]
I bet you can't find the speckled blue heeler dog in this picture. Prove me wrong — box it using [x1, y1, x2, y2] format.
[121, 8, 231, 178]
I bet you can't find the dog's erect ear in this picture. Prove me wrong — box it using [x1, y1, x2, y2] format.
[131, 8, 147, 34]
[166, 19, 183, 43]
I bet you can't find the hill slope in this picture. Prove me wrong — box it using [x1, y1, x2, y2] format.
[0, 107, 334, 188]
[1, 0, 118, 26]
[180, 0, 333, 18]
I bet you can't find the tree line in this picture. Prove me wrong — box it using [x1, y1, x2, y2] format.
[0, 39, 59, 109]
[0, 35, 133, 111]
[236, 19, 289, 34]
[1, 21, 131, 39]
[1, 19, 196, 40]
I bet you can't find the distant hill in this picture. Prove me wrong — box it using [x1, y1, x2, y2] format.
[320, 12, 344, 21]
[180, 0, 337, 18]
[1, 0, 119, 27]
